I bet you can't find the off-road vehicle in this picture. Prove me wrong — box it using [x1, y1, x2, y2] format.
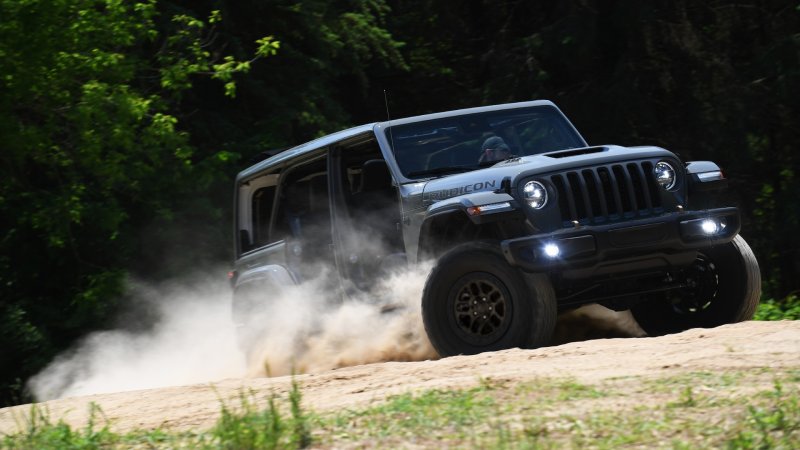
[230, 100, 761, 358]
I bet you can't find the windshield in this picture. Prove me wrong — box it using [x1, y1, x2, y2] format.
[384, 106, 586, 179]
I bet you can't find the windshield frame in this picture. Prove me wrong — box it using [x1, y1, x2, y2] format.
[376, 102, 588, 182]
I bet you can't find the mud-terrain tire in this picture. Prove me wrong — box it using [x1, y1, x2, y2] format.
[632, 234, 761, 336]
[422, 241, 557, 357]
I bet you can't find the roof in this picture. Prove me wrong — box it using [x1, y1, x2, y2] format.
[235, 123, 376, 181]
[235, 100, 559, 182]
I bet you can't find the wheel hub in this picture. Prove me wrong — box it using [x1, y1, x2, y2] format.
[453, 275, 509, 338]
[672, 255, 719, 314]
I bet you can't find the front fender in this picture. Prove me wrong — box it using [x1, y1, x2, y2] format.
[425, 190, 521, 225]
[416, 191, 525, 260]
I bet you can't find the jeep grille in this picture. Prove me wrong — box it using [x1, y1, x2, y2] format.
[549, 161, 664, 227]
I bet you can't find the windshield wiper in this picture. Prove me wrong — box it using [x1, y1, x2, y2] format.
[407, 165, 477, 178]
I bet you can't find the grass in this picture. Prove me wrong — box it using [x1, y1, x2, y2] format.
[2, 370, 799, 449]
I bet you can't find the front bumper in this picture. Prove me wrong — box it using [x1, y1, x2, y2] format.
[501, 207, 740, 273]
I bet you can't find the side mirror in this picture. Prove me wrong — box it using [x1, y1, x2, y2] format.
[685, 161, 728, 192]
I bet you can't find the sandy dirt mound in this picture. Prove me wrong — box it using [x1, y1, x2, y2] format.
[1, 320, 798, 434]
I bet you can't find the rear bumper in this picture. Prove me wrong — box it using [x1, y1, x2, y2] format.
[501, 207, 740, 274]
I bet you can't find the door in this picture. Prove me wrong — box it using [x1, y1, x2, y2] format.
[330, 135, 405, 292]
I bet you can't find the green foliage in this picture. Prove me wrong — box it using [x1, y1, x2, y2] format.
[330, 385, 495, 440]
[289, 378, 312, 448]
[2, 403, 118, 449]
[728, 381, 800, 449]
[167, 0, 407, 158]
[158, 9, 276, 98]
[3, 372, 799, 448]
[0, 0, 275, 406]
[212, 382, 311, 449]
[3, 382, 312, 449]
[667, 386, 698, 408]
[213, 393, 286, 449]
[755, 295, 800, 321]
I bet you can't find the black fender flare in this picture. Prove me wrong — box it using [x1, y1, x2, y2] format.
[232, 264, 297, 323]
[417, 191, 523, 258]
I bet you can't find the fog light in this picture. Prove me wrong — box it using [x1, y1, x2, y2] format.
[543, 243, 560, 258]
[701, 219, 718, 234]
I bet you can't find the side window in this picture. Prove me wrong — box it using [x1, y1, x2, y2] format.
[272, 159, 329, 242]
[252, 186, 276, 247]
[236, 151, 329, 258]
[237, 172, 279, 255]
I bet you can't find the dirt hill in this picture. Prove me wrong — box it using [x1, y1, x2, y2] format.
[1, 320, 798, 435]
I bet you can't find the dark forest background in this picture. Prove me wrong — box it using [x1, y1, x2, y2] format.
[1, 0, 798, 406]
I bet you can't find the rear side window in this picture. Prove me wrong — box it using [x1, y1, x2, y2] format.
[272, 164, 329, 243]
[236, 151, 329, 257]
[251, 186, 276, 248]
[237, 172, 279, 255]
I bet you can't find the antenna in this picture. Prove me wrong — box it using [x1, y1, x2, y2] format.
[383, 89, 391, 121]
[383, 89, 396, 152]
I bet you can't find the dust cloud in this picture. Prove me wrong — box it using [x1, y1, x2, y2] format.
[27, 263, 438, 401]
[27, 275, 245, 400]
[244, 263, 438, 377]
[28, 257, 644, 401]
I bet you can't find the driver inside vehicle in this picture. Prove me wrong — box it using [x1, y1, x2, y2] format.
[478, 136, 515, 164]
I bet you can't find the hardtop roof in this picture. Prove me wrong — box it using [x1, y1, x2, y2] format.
[235, 100, 558, 182]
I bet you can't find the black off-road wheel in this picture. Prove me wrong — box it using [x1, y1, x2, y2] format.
[421, 241, 557, 357]
[632, 234, 761, 336]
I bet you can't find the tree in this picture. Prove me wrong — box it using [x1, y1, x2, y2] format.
[0, 0, 276, 405]
[378, 0, 800, 298]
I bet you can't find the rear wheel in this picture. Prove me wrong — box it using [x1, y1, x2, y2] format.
[232, 280, 279, 364]
[632, 234, 761, 335]
[422, 241, 557, 357]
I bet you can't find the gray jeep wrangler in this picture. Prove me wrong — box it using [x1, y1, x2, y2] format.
[231, 100, 761, 358]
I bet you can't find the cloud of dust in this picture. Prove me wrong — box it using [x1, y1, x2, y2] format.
[244, 262, 438, 377]
[28, 275, 246, 400]
[552, 304, 647, 345]
[27, 260, 438, 401]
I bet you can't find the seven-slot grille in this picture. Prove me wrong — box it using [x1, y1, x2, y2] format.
[547, 161, 664, 227]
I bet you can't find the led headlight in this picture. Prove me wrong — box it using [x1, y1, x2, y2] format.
[654, 161, 677, 190]
[523, 181, 548, 209]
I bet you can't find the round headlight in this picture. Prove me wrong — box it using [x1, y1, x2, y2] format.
[654, 161, 677, 190]
[523, 181, 548, 209]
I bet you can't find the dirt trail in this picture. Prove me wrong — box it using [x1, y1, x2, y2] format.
[1, 320, 798, 435]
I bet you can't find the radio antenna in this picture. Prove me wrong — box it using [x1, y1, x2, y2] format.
[383, 89, 391, 121]
[383, 89, 396, 152]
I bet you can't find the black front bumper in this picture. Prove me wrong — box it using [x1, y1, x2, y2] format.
[501, 207, 740, 274]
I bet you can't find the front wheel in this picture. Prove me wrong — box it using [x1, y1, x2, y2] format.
[632, 234, 761, 335]
[421, 241, 557, 357]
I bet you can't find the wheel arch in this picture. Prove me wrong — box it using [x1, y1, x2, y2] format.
[417, 210, 500, 261]
[232, 264, 297, 322]
[416, 191, 526, 261]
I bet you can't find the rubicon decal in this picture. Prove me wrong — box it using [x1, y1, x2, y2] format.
[424, 180, 497, 202]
